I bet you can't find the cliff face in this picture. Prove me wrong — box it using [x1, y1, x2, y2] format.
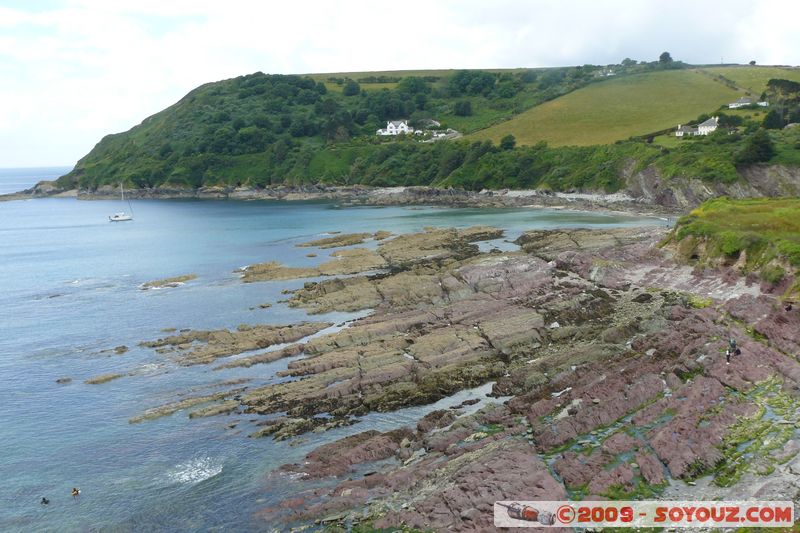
[625, 164, 800, 209]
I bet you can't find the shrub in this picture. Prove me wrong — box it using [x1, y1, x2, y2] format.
[719, 231, 743, 256]
[777, 241, 800, 266]
[342, 79, 360, 96]
[760, 265, 785, 284]
[453, 100, 473, 116]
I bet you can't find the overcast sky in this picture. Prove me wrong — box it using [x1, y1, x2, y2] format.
[2, 0, 799, 167]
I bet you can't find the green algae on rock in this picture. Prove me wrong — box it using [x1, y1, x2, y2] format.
[297, 232, 371, 248]
[240, 248, 387, 282]
[139, 322, 331, 365]
[84, 373, 125, 385]
[129, 389, 245, 424]
[140, 274, 197, 290]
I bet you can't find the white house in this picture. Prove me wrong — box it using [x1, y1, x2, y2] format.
[728, 96, 769, 109]
[697, 116, 719, 135]
[377, 120, 413, 136]
[728, 96, 754, 109]
[675, 116, 719, 137]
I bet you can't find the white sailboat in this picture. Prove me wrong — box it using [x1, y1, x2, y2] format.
[109, 183, 134, 222]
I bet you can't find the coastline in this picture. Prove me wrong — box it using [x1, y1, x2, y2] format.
[1, 183, 684, 217]
[4, 194, 798, 530]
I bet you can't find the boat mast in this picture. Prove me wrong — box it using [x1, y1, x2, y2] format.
[121, 182, 134, 216]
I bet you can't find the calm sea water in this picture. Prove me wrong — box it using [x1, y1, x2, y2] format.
[0, 167, 72, 195]
[0, 168, 665, 531]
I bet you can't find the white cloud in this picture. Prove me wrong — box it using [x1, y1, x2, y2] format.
[0, 0, 798, 167]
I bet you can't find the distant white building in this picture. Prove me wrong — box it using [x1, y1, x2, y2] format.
[675, 116, 719, 137]
[697, 116, 719, 135]
[377, 120, 413, 136]
[728, 96, 754, 109]
[728, 96, 769, 109]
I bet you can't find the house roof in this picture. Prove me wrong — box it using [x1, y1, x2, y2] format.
[698, 117, 719, 128]
[677, 125, 697, 132]
[733, 96, 754, 104]
[388, 120, 408, 127]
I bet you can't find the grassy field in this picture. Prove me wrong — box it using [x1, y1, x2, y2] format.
[467, 70, 740, 147]
[650, 134, 683, 148]
[703, 66, 800, 94]
[673, 197, 800, 291]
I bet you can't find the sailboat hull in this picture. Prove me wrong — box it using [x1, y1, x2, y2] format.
[109, 183, 134, 221]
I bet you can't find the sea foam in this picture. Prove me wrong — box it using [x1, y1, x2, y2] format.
[167, 457, 223, 484]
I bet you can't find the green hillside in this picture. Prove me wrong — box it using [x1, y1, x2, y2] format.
[469, 70, 740, 146]
[57, 66, 611, 189]
[305, 69, 525, 93]
[703, 66, 800, 94]
[55, 63, 800, 195]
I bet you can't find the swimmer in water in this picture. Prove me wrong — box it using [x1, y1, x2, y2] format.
[71, 488, 80, 497]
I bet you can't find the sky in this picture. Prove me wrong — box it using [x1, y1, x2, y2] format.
[1, 0, 799, 167]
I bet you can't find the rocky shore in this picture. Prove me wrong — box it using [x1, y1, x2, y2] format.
[246, 225, 798, 531]
[99, 219, 800, 531]
[3, 180, 679, 214]
[8, 162, 800, 213]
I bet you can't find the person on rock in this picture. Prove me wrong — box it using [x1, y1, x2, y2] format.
[726, 337, 741, 364]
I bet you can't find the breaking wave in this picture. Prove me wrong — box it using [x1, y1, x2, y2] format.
[167, 457, 223, 485]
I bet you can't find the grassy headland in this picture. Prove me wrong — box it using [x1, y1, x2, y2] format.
[670, 197, 800, 295]
[53, 62, 800, 196]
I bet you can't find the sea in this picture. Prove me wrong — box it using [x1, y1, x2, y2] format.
[0, 167, 666, 531]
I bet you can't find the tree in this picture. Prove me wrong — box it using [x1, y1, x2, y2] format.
[520, 69, 538, 83]
[453, 100, 472, 116]
[448, 70, 495, 96]
[749, 60, 756, 66]
[659, 51, 673, 64]
[500, 134, 516, 150]
[736, 129, 775, 164]
[397, 76, 430, 95]
[762, 109, 784, 129]
[342, 79, 360, 96]
[621, 58, 637, 67]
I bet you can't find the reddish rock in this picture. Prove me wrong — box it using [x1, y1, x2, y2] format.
[635, 451, 666, 485]
[417, 409, 458, 433]
[553, 450, 614, 488]
[602, 431, 639, 455]
[279, 497, 305, 509]
[373, 441, 566, 531]
[587, 463, 635, 495]
[281, 427, 413, 478]
[533, 373, 664, 450]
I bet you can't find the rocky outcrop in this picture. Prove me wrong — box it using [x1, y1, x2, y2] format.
[240, 248, 387, 282]
[140, 274, 197, 290]
[139, 322, 331, 365]
[625, 164, 800, 209]
[129, 388, 245, 423]
[280, 428, 414, 479]
[296, 231, 393, 249]
[258, 224, 800, 531]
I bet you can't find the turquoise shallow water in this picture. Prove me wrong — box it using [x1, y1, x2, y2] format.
[0, 169, 666, 531]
